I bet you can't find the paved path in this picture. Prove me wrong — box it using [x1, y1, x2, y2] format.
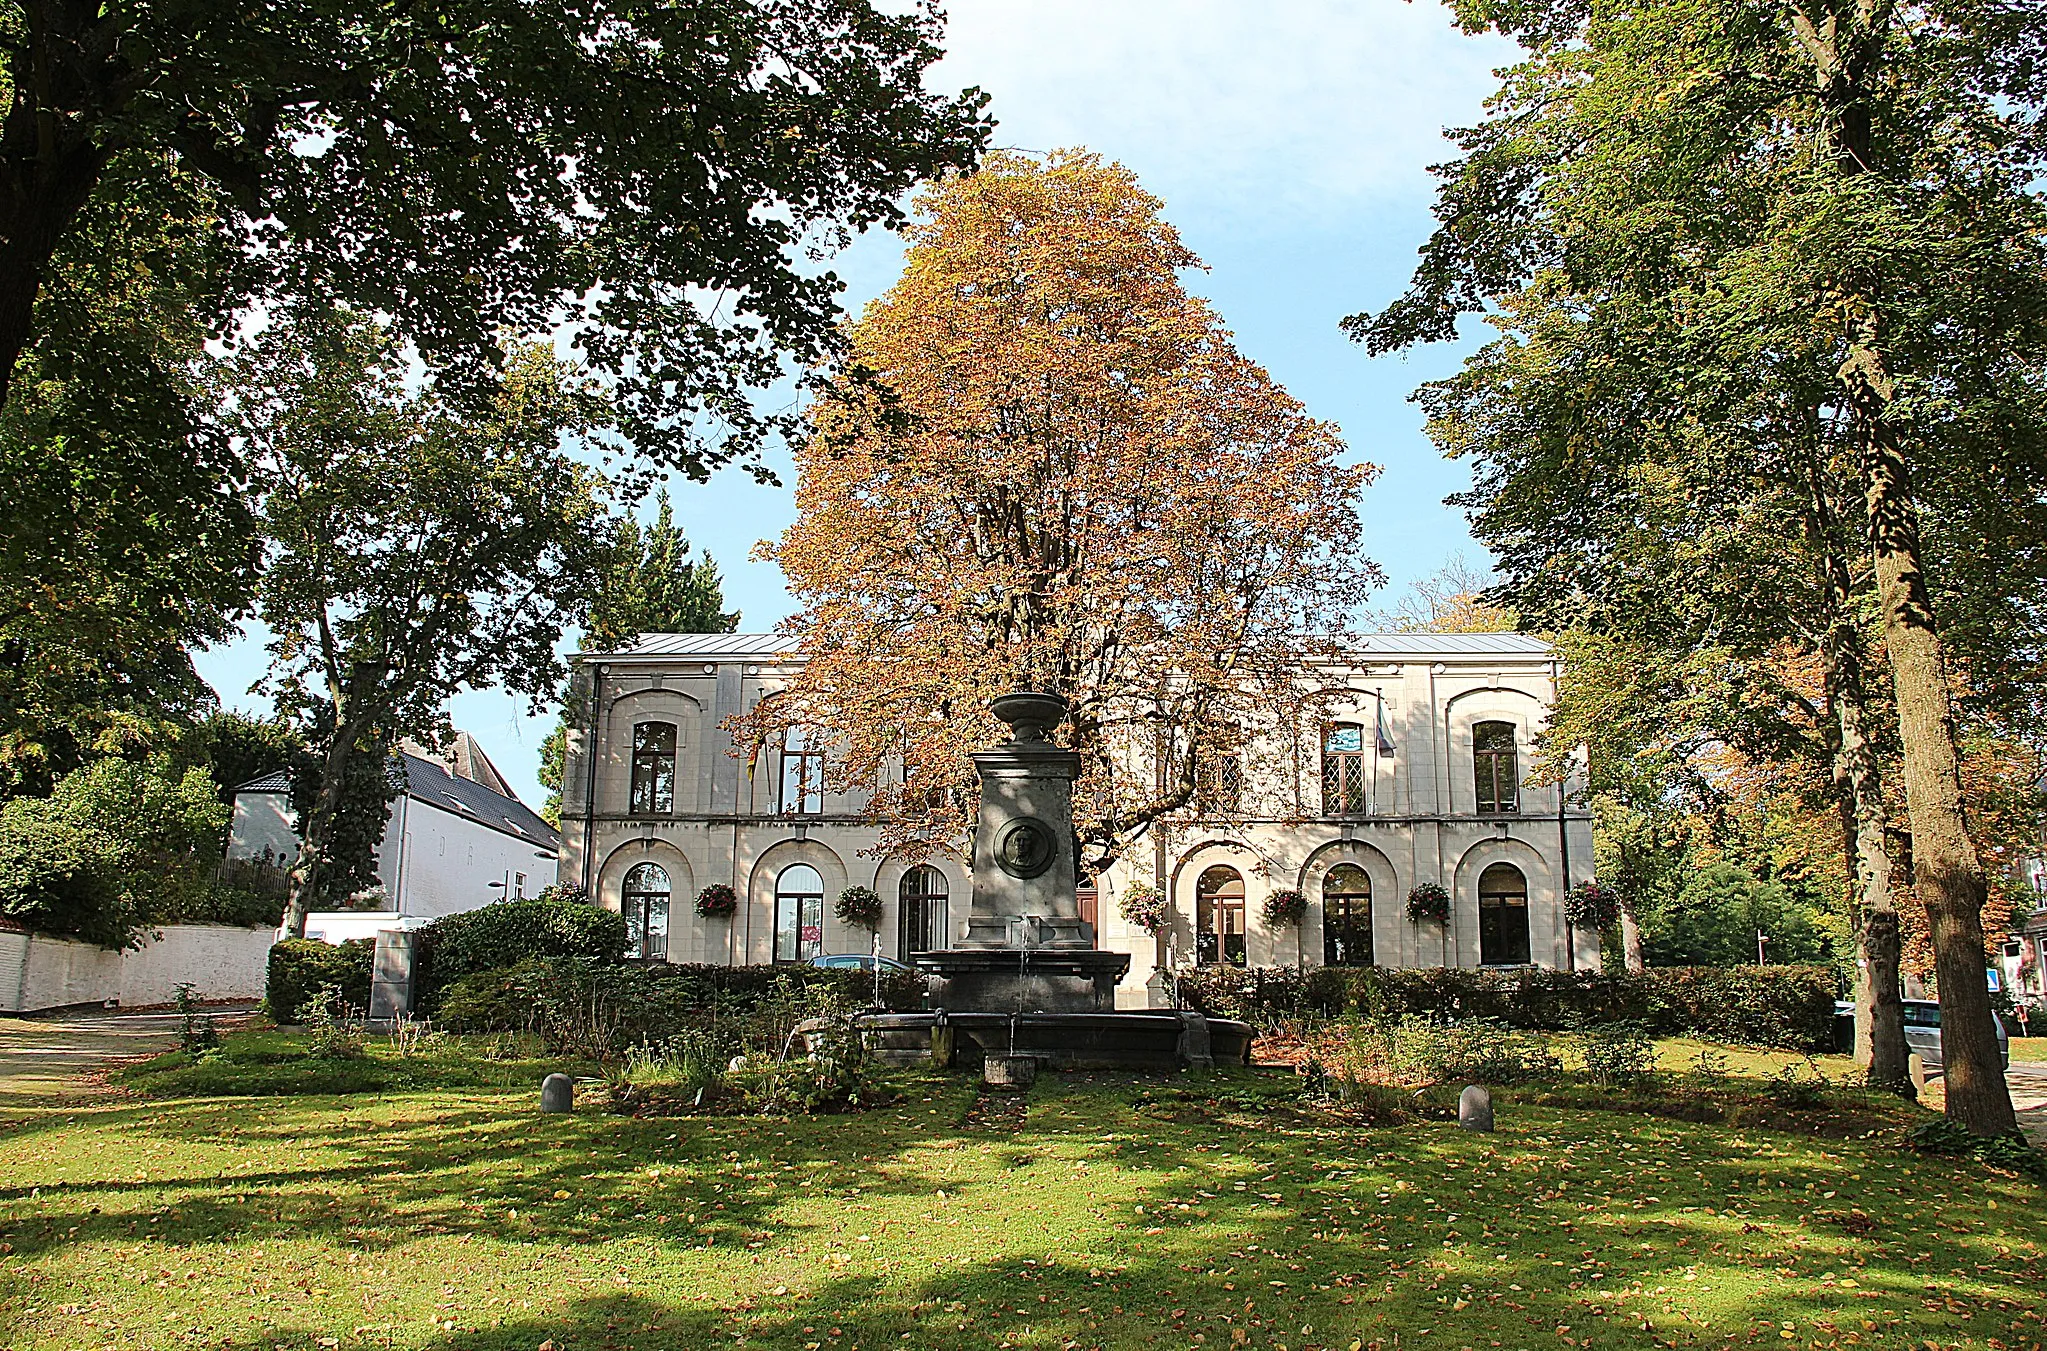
[2006, 1058, 2047, 1147]
[0, 1007, 253, 1105]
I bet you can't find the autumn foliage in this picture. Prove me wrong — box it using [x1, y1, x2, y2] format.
[751, 151, 1375, 869]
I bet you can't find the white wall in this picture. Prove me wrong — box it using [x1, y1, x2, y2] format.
[394, 799, 558, 918]
[227, 792, 298, 865]
[0, 923, 274, 1013]
[227, 789, 558, 923]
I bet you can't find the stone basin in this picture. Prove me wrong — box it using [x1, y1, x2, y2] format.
[851, 1010, 1255, 1072]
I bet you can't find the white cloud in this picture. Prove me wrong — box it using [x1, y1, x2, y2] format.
[930, 0, 1514, 230]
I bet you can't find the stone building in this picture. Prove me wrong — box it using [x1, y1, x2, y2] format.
[555, 631, 1597, 1006]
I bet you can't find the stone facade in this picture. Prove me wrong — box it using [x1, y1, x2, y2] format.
[556, 631, 1598, 1006]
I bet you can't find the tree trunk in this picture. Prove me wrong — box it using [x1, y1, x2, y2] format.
[1, 0, 122, 407]
[1807, 478, 1912, 1093]
[1851, 347, 2014, 1135]
[282, 724, 366, 938]
[1796, 0, 2014, 1135]
[1833, 655, 1911, 1093]
[1616, 897, 1646, 974]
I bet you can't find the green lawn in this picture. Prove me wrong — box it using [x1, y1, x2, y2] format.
[0, 1034, 2040, 1351]
[2008, 1036, 2047, 1064]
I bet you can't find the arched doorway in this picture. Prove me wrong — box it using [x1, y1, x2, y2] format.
[622, 862, 671, 961]
[1323, 863, 1373, 966]
[1478, 862, 1531, 966]
[898, 865, 949, 959]
[774, 863, 825, 963]
[1196, 865, 1247, 967]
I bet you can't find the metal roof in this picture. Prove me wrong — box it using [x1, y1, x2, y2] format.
[233, 753, 561, 852]
[581, 630, 1552, 662]
[1344, 632, 1553, 655]
[580, 631, 797, 660]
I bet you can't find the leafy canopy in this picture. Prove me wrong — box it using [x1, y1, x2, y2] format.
[0, 0, 992, 475]
[754, 150, 1377, 867]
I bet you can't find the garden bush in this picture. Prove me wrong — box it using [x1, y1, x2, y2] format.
[1349, 1018, 1563, 1087]
[265, 938, 374, 1022]
[1180, 962, 1837, 1051]
[412, 890, 629, 1009]
[434, 956, 926, 1059]
[0, 756, 234, 948]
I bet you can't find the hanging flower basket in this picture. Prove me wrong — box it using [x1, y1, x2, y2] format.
[835, 885, 884, 931]
[695, 883, 737, 919]
[1566, 879, 1622, 931]
[1262, 888, 1307, 929]
[1120, 882, 1168, 935]
[1406, 882, 1450, 925]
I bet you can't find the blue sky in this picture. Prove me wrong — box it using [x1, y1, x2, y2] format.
[194, 0, 1516, 807]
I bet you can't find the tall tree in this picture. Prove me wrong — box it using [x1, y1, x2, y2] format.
[1, 0, 989, 468]
[1411, 278, 1918, 1085]
[1351, 0, 2047, 1134]
[1374, 555, 1519, 634]
[0, 156, 252, 796]
[587, 491, 741, 650]
[218, 306, 612, 935]
[538, 492, 740, 824]
[749, 151, 1376, 873]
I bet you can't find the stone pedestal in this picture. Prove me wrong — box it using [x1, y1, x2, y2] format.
[915, 691, 1129, 1014]
[368, 929, 414, 1021]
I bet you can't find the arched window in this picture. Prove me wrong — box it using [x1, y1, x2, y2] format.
[1473, 721, 1518, 814]
[630, 722, 677, 815]
[1321, 723, 1367, 816]
[774, 863, 825, 963]
[1323, 863, 1373, 967]
[898, 865, 949, 960]
[1196, 865, 1247, 967]
[1478, 862, 1531, 966]
[622, 862, 671, 961]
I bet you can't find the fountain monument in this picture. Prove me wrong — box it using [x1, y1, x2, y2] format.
[848, 691, 1253, 1072]
[912, 691, 1131, 1012]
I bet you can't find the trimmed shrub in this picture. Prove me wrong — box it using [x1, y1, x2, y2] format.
[412, 891, 628, 1010]
[1180, 963, 1837, 1051]
[265, 938, 374, 1022]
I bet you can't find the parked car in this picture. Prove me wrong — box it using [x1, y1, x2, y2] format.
[809, 953, 918, 974]
[1832, 999, 2011, 1068]
[1902, 998, 2010, 1069]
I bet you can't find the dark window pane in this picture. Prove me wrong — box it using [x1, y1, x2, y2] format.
[1473, 720, 1518, 814]
[630, 721, 677, 814]
[1324, 863, 1373, 967]
[1477, 863, 1529, 965]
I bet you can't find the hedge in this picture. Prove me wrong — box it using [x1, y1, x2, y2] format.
[1177, 963, 1839, 1052]
[265, 938, 375, 1022]
[435, 957, 927, 1047]
[412, 893, 629, 1011]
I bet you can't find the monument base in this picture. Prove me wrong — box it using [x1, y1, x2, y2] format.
[914, 947, 1131, 1014]
[853, 1009, 1256, 1072]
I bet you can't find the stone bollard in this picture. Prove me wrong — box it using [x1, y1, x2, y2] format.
[540, 1072, 575, 1114]
[1458, 1084, 1493, 1132]
[983, 1055, 1038, 1092]
[1908, 1053, 1928, 1094]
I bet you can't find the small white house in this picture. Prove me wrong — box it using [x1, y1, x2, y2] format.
[227, 732, 561, 944]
